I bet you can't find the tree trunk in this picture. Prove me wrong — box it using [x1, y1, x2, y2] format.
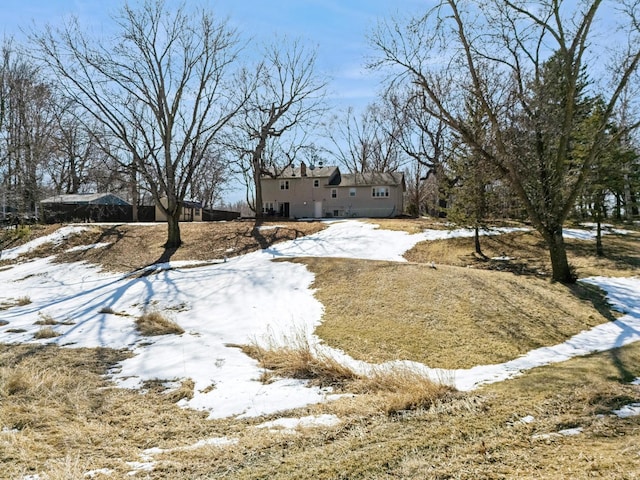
[253, 169, 264, 219]
[130, 164, 139, 222]
[474, 225, 483, 256]
[165, 212, 182, 248]
[546, 227, 574, 283]
[596, 218, 603, 257]
[595, 196, 604, 257]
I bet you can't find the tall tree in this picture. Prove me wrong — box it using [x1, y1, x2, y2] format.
[33, 0, 247, 247]
[385, 88, 454, 216]
[370, 0, 640, 283]
[0, 41, 57, 217]
[46, 103, 103, 195]
[327, 100, 404, 174]
[448, 95, 498, 256]
[229, 38, 326, 217]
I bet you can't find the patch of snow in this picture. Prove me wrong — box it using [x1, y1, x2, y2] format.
[66, 242, 111, 253]
[256, 414, 341, 433]
[126, 461, 155, 476]
[631, 378, 640, 385]
[84, 468, 114, 478]
[519, 415, 535, 424]
[558, 427, 583, 436]
[190, 437, 238, 448]
[141, 436, 237, 458]
[531, 427, 582, 441]
[563, 228, 597, 240]
[612, 403, 640, 418]
[491, 256, 512, 261]
[1, 225, 90, 260]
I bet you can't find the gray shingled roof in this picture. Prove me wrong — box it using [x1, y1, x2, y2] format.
[263, 164, 338, 179]
[338, 172, 404, 187]
[40, 193, 131, 206]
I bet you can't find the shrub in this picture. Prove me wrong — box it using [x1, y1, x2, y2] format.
[15, 225, 31, 239]
[98, 306, 116, 314]
[136, 311, 184, 336]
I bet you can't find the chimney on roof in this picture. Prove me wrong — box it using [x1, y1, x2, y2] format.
[300, 161, 307, 177]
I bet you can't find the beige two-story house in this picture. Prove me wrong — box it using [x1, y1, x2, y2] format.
[260, 163, 405, 218]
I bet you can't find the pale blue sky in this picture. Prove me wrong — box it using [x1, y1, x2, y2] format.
[2, 0, 427, 111]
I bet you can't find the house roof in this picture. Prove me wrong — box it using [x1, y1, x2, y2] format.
[338, 172, 405, 187]
[261, 165, 405, 188]
[263, 164, 338, 179]
[40, 193, 131, 206]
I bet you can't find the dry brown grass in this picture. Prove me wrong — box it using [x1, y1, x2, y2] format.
[352, 366, 456, 415]
[33, 327, 61, 339]
[404, 226, 640, 279]
[239, 332, 361, 388]
[241, 333, 455, 416]
[0, 296, 32, 311]
[34, 312, 58, 326]
[136, 311, 184, 336]
[16, 296, 31, 306]
[47, 220, 326, 272]
[364, 217, 451, 233]
[292, 257, 614, 369]
[1, 314, 639, 479]
[0, 344, 244, 479]
[1, 218, 639, 478]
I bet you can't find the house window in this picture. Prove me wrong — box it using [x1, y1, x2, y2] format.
[263, 202, 275, 215]
[372, 187, 389, 197]
[280, 180, 289, 190]
[331, 188, 337, 198]
[313, 179, 319, 187]
[349, 188, 356, 197]
[195, 208, 200, 216]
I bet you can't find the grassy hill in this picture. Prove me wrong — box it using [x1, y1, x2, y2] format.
[1, 219, 639, 479]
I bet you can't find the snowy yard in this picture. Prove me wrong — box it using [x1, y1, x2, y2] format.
[1, 220, 639, 422]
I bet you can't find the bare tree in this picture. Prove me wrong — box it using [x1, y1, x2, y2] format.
[189, 149, 228, 209]
[228, 38, 327, 217]
[327, 100, 404, 174]
[0, 41, 57, 218]
[32, 0, 248, 247]
[46, 103, 103, 195]
[370, 1, 640, 283]
[385, 88, 454, 216]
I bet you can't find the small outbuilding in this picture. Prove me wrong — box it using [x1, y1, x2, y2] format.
[40, 193, 132, 223]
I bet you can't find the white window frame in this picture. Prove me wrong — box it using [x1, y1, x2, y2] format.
[280, 180, 289, 190]
[262, 202, 275, 214]
[313, 179, 320, 188]
[331, 188, 337, 198]
[372, 186, 389, 198]
[349, 188, 356, 197]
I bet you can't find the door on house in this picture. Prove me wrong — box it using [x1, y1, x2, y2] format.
[314, 200, 322, 218]
[279, 202, 290, 218]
